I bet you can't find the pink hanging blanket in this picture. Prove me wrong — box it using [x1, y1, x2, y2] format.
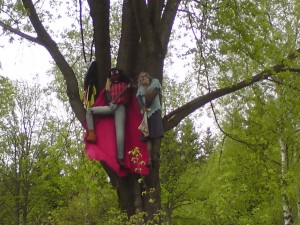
[84, 88, 150, 177]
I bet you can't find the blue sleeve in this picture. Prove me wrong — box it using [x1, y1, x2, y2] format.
[136, 87, 143, 97]
[151, 79, 161, 90]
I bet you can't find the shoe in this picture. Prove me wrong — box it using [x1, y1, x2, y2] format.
[87, 129, 96, 143]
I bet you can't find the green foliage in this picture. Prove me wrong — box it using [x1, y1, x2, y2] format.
[189, 75, 300, 224]
[45, 158, 118, 225]
[165, 67, 300, 224]
[0, 79, 119, 224]
[170, 140, 282, 225]
[174, 0, 300, 93]
[160, 117, 203, 223]
[0, 76, 14, 117]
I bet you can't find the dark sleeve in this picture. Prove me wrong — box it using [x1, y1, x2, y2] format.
[106, 90, 112, 103]
[137, 95, 144, 109]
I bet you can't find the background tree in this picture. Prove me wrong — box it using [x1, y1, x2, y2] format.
[0, 78, 121, 224]
[0, 79, 62, 224]
[160, 118, 201, 223]
[196, 77, 300, 224]
[1, 0, 300, 222]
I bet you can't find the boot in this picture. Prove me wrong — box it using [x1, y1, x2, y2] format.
[87, 129, 96, 143]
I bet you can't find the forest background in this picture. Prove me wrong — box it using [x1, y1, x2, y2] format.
[1, 0, 300, 224]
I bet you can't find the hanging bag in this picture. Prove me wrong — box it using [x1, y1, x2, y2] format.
[138, 113, 149, 137]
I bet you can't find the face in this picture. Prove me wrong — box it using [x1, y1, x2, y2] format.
[110, 70, 120, 83]
[139, 73, 150, 86]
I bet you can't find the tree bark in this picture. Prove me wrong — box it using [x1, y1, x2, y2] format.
[87, 0, 111, 89]
[117, 0, 140, 76]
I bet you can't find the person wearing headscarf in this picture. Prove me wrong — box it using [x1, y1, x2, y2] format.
[136, 72, 164, 167]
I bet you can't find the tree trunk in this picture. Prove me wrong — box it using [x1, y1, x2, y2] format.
[107, 2, 170, 221]
[279, 138, 294, 225]
[87, 0, 111, 89]
[14, 179, 20, 225]
[115, 168, 162, 223]
[297, 198, 300, 223]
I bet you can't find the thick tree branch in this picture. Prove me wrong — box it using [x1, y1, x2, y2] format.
[132, 0, 156, 53]
[134, 0, 181, 55]
[87, 0, 111, 88]
[160, 0, 181, 53]
[131, 1, 165, 80]
[117, 0, 140, 76]
[21, 0, 86, 123]
[163, 47, 300, 132]
[0, 20, 41, 45]
[148, 0, 165, 29]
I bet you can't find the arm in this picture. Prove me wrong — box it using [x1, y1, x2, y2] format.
[105, 78, 112, 103]
[145, 87, 160, 108]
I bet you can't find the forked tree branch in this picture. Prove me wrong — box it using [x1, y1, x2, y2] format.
[160, 0, 181, 53]
[0, 20, 41, 45]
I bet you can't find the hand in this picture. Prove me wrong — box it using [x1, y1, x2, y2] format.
[142, 106, 148, 114]
[109, 102, 115, 108]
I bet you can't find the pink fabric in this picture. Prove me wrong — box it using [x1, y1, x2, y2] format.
[84, 88, 150, 177]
